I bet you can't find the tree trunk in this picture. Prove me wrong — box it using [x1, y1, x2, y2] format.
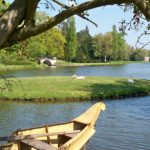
[104, 55, 107, 62]
[0, 0, 27, 48]
[24, 0, 39, 26]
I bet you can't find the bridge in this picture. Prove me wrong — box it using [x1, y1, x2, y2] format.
[38, 57, 57, 66]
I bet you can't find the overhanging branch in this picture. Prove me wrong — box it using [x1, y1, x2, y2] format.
[3, 0, 135, 48]
[52, 0, 98, 27]
[133, 0, 150, 20]
[2, 0, 150, 48]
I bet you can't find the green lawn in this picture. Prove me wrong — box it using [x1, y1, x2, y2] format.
[55, 60, 133, 66]
[0, 61, 142, 71]
[0, 76, 150, 101]
[0, 63, 46, 71]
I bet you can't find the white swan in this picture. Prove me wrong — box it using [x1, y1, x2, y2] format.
[127, 76, 134, 83]
[72, 75, 85, 79]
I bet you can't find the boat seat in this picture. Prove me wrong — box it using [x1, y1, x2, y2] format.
[58, 130, 80, 147]
[63, 131, 80, 138]
[21, 139, 57, 150]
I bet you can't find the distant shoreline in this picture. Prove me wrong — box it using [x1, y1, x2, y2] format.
[0, 61, 147, 71]
[0, 76, 149, 102]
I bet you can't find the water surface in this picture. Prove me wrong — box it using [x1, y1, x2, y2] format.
[0, 96, 150, 150]
[2, 63, 150, 79]
[1, 62, 150, 149]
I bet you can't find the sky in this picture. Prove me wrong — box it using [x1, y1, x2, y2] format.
[75, 6, 150, 50]
[6, 0, 150, 49]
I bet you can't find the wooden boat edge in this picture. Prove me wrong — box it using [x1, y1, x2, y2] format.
[0, 102, 106, 150]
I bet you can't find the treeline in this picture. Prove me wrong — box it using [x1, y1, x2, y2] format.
[0, 12, 150, 65]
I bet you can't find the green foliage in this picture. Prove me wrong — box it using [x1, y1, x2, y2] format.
[112, 25, 118, 59]
[147, 50, 150, 57]
[130, 48, 149, 61]
[64, 17, 77, 61]
[0, 0, 9, 15]
[112, 25, 127, 60]
[60, 21, 68, 37]
[92, 27, 130, 62]
[35, 11, 49, 25]
[25, 41, 47, 58]
[44, 28, 66, 59]
[0, 12, 66, 63]
[25, 28, 66, 59]
[25, 12, 66, 59]
[0, 10, 148, 65]
[92, 32, 112, 62]
[76, 26, 93, 62]
[0, 48, 32, 65]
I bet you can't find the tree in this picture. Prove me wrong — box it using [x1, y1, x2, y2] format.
[0, 0, 150, 50]
[111, 25, 126, 60]
[148, 50, 150, 57]
[0, 11, 66, 62]
[130, 48, 149, 61]
[76, 26, 93, 62]
[92, 33, 112, 62]
[64, 16, 77, 61]
[120, 43, 132, 60]
[22, 28, 66, 59]
[92, 28, 132, 62]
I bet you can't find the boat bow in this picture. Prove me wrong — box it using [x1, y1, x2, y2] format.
[73, 102, 105, 127]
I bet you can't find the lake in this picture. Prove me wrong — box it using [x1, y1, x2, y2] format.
[2, 62, 150, 79]
[0, 62, 150, 149]
[0, 96, 150, 150]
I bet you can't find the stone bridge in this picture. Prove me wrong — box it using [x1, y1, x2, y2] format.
[38, 57, 57, 66]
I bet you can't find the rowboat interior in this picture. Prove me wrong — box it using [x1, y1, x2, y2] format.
[0, 102, 105, 150]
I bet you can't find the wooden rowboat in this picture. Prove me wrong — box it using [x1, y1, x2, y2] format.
[0, 102, 105, 150]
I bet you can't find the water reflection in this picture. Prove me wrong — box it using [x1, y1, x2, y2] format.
[0, 97, 150, 149]
[1, 63, 150, 79]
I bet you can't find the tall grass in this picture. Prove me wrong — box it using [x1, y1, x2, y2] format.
[0, 76, 149, 101]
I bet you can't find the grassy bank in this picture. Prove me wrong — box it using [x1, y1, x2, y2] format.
[0, 61, 142, 71]
[0, 76, 150, 101]
[55, 60, 133, 66]
[0, 63, 46, 71]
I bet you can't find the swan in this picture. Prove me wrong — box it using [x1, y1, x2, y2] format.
[72, 75, 85, 79]
[127, 76, 134, 83]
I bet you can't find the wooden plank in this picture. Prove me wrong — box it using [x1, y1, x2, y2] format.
[63, 131, 80, 138]
[0, 130, 80, 142]
[0, 143, 13, 149]
[58, 131, 80, 147]
[15, 121, 72, 133]
[21, 139, 57, 150]
[45, 126, 51, 144]
[62, 127, 95, 150]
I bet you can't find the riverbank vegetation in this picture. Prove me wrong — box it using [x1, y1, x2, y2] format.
[55, 60, 137, 66]
[0, 60, 142, 71]
[0, 12, 150, 67]
[0, 8, 149, 102]
[0, 63, 47, 71]
[0, 77, 150, 101]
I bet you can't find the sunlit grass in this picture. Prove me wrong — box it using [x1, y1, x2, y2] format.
[0, 63, 46, 70]
[55, 60, 132, 66]
[0, 76, 149, 101]
[0, 61, 145, 71]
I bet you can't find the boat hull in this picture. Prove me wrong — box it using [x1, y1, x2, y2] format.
[0, 102, 105, 150]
